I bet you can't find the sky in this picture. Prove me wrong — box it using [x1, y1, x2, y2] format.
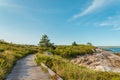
[0, 0, 120, 46]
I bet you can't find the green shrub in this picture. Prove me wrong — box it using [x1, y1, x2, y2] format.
[51, 45, 95, 59]
[0, 49, 4, 52]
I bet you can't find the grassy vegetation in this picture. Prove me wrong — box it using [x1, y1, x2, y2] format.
[1, 37, 120, 80]
[49, 45, 95, 59]
[0, 40, 37, 80]
[35, 43, 120, 80]
[35, 53, 120, 80]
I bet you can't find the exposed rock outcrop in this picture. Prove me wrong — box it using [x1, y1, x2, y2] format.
[71, 48, 120, 73]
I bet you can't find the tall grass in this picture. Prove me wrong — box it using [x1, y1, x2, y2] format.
[0, 41, 37, 80]
[35, 53, 120, 80]
[50, 45, 95, 59]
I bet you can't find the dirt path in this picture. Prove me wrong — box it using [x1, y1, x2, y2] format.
[6, 54, 51, 80]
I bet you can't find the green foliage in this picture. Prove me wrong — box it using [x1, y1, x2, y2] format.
[87, 42, 93, 46]
[35, 53, 120, 80]
[0, 41, 37, 80]
[38, 35, 55, 51]
[51, 45, 95, 58]
[72, 41, 78, 46]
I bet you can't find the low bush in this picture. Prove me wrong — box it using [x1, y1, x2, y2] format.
[50, 45, 95, 59]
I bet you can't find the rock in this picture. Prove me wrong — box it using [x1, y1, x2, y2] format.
[86, 61, 92, 65]
[71, 50, 120, 73]
[95, 66, 105, 71]
[45, 52, 53, 55]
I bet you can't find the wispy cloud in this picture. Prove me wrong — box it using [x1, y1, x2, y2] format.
[70, 0, 114, 21]
[99, 15, 120, 31]
[0, 0, 64, 24]
[0, 0, 22, 8]
[0, 0, 63, 14]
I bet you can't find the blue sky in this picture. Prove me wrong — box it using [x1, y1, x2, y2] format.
[0, 0, 120, 46]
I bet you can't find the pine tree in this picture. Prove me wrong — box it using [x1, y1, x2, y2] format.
[72, 41, 78, 46]
[39, 35, 55, 50]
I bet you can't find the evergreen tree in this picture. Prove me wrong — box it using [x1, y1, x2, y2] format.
[72, 41, 78, 46]
[39, 35, 55, 50]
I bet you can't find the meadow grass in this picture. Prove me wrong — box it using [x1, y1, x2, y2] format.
[49, 45, 95, 59]
[35, 53, 120, 80]
[0, 41, 37, 80]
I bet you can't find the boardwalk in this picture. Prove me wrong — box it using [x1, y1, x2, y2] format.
[6, 54, 51, 80]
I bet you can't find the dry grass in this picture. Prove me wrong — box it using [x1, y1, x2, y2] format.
[0, 41, 37, 80]
[35, 53, 120, 80]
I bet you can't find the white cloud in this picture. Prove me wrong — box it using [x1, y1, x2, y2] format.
[71, 0, 114, 20]
[0, 0, 22, 9]
[100, 15, 120, 31]
[113, 27, 120, 31]
[0, 1, 62, 14]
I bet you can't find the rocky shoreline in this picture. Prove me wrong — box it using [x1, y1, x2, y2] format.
[71, 48, 120, 73]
